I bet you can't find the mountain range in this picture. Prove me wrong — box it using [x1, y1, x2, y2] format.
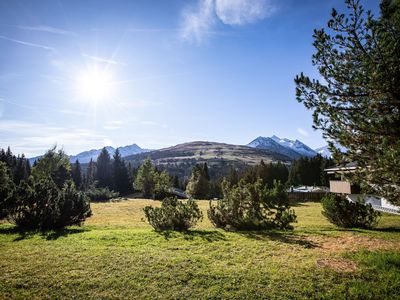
[29, 144, 150, 165]
[28, 136, 334, 166]
[247, 135, 318, 159]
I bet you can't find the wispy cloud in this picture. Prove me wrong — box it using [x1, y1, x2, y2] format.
[0, 120, 111, 157]
[297, 127, 310, 138]
[181, 0, 216, 43]
[215, 0, 276, 25]
[181, 0, 277, 43]
[82, 53, 123, 65]
[16, 25, 75, 36]
[0, 35, 54, 51]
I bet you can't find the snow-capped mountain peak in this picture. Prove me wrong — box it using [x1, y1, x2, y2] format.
[314, 144, 347, 158]
[247, 136, 303, 160]
[267, 135, 317, 157]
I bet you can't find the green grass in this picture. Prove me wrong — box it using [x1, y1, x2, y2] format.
[0, 201, 399, 299]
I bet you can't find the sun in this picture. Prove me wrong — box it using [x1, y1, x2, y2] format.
[77, 67, 113, 103]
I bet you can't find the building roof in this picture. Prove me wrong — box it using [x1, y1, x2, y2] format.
[324, 162, 358, 174]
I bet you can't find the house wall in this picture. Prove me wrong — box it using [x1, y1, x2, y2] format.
[329, 180, 352, 194]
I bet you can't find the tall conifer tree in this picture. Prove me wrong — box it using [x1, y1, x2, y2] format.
[295, 0, 400, 204]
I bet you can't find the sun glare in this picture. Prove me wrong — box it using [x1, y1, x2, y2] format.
[77, 67, 113, 103]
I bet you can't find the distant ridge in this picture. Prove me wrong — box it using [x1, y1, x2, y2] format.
[28, 143, 150, 164]
[123, 140, 293, 179]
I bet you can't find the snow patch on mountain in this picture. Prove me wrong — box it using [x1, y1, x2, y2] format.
[269, 135, 317, 157]
[247, 136, 303, 160]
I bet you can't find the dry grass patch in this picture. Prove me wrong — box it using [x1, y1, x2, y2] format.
[305, 234, 400, 253]
[316, 258, 358, 272]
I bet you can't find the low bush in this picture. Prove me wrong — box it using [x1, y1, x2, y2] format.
[143, 197, 203, 231]
[8, 177, 92, 230]
[208, 179, 297, 231]
[85, 187, 119, 202]
[321, 193, 380, 228]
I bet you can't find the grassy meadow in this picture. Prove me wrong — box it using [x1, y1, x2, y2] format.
[0, 200, 400, 299]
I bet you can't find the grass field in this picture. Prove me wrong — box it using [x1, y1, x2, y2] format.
[1, 200, 399, 299]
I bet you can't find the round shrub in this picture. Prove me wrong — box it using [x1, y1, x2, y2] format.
[143, 197, 203, 231]
[208, 179, 297, 231]
[321, 193, 380, 228]
[8, 177, 92, 230]
[85, 186, 119, 202]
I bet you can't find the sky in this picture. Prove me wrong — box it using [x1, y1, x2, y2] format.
[0, 0, 380, 157]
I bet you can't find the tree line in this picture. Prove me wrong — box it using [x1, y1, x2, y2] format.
[1, 146, 334, 204]
[185, 156, 334, 200]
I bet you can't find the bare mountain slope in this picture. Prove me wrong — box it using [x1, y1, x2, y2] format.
[124, 141, 292, 179]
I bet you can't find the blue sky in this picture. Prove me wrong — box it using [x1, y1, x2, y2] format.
[0, 0, 379, 157]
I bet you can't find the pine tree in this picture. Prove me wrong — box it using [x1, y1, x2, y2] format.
[11, 154, 30, 184]
[113, 149, 130, 195]
[288, 155, 334, 187]
[134, 159, 156, 198]
[96, 147, 112, 188]
[295, 0, 400, 204]
[172, 175, 180, 189]
[186, 164, 210, 199]
[227, 166, 239, 187]
[31, 147, 71, 188]
[154, 170, 172, 199]
[83, 158, 96, 189]
[71, 160, 82, 189]
[0, 162, 15, 219]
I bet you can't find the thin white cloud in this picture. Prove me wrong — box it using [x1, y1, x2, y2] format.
[297, 127, 310, 138]
[215, 0, 276, 25]
[16, 25, 75, 36]
[82, 53, 123, 65]
[0, 35, 54, 51]
[181, 0, 277, 43]
[181, 0, 216, 43]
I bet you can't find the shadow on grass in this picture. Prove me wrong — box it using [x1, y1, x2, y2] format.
[182, 230, 226, 242]
[240, 231, 319, 249]
[41, 228, 88, 240]
[372, 227, 400, 233]
[0, 226, 88, 241]
[289, 202, 308, 207]
[326, 226, 400, 234]
[156, 229, 226, 242]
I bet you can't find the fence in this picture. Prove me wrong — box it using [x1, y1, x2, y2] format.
[288, 192, 327, 202]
